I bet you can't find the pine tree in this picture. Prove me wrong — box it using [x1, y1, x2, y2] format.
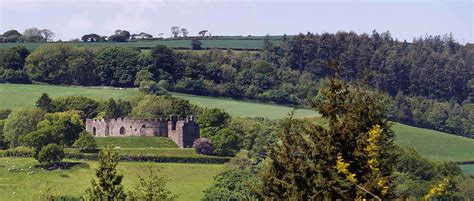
[36, 93, 52, 112]
[128, 166, 178, 200]
[85, 147, 126, 200]
[259, 75, 398, 199]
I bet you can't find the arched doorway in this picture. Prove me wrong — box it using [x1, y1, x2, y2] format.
[119, 127, 125, 135]
[92, 127, 96, 136]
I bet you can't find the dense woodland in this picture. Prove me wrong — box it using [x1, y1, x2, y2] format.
[0, 31, 473, 138]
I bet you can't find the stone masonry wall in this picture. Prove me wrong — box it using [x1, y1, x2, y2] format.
[85, 117, 200, 148]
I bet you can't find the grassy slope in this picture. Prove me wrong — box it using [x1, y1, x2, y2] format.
[1, 83, 473, 162]
[0, 83, 318, 119]
[0, 38, 282, 50]
[393, 123, 474, 162]
[0, 158, 222, 201]
[95, 136, 178, 148]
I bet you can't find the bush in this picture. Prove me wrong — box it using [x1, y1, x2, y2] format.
[139, 80, 169, 96]
[193, 138, 213, 155]
[72, 131, 97, 152]
[0, 109, 12, 120]
[209, 128, 241, 157]
[38, 144, 65, 167]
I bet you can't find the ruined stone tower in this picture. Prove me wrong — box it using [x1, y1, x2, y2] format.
[85, 116, 200, 148]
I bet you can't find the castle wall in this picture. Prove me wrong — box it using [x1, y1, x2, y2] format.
[85, 117, 200, 148]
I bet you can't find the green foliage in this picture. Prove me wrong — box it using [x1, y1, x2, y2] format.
[86, 147, 127, 200]
[0, 120, 8, 149]
[37, 143, 64, 167]
[139, 80, 169, 96]
[3, 108, 45, 148]
[259, 76, 398, 199]
[198, 108, 231, 129]
[394, 147, 465, 199]
[20, 111, 83, 158]
[128, 166, 178, 201]
[0, 108, 12, 120]
[129, 94, 195, 119]
[203, 165, 255, 200]
[37, 111, 84, 147]
[25, 44, 96, 85]
[191, 39, 202, 50]
[36, 93, 52, 112]
[95, 46, 141, 87]
[150, 45, 182, 82]
[206, 128, 241, 157]
[51, 96, 100, 118]
[72, 131, 97, 152]
[103, 98, 131, 119]
[134, 69, 154, 86]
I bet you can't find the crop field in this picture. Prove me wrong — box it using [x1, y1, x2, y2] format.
[0, 157, 222, 200]
[1, 83, 473, 162]
[0, 38, 281, 50]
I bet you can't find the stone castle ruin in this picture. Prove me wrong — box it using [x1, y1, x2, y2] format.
[85, 116, 199, 148]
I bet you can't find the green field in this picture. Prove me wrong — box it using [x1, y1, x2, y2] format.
[95, 136, 178, 148]
[393, 123, 474, 162]
[0, 157, 222, 200]
[460, 164, 474, 175]
[1, 83, 473, 162]
[0, 38, 281, 50]
[0, 83, 318, 119]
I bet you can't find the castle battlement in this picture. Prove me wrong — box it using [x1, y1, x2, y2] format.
[85, 116, 199, 148]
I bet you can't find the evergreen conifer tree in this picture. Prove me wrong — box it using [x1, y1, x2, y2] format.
[36, 93, 52, 112]
[259, 74, 398, 199]
[86, 147, 126, 200]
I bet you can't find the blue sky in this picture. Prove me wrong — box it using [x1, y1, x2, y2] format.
[0, 0, 472, 43]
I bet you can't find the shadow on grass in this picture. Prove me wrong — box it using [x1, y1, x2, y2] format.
[34, 162, 90, 171]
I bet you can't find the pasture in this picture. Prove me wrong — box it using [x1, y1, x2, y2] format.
[1, 83, 473, 162]
[0, 83, 318, 119]
[0, 38, 282, 50]
[0, 157, 222, 200]
[95, 136, 178, 148]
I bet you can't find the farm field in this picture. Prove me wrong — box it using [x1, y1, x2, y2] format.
[0, 157, 222, 200]
[0, 83, 318, 119]
[1, 83, 473, 162]
[95, 136, 178, 148]
[0, 38, 282, 50]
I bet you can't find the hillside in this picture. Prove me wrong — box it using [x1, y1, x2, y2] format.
[1, 83, 473, 162]
[0, 37, 282, 50]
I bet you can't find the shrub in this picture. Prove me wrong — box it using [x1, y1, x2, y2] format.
[139, 80, 169, 96]
[0, 109, 12, 120]
[72, 131, 97, 152]
[193, 138, 213, 155]
[38, 144, 65, 167]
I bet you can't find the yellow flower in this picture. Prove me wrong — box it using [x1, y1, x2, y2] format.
[335, 153, 357, 184]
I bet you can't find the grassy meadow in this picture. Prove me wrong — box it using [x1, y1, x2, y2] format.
[0, 83, 318, 119]
[0, 38, 282, 50]
[95, 136, 178, 148]
[0, 157, 222, 200]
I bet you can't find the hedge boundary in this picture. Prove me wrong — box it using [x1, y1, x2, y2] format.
[0, 149, 230, 164]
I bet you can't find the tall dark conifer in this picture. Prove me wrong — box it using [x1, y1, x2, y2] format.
[259, 74, 398, 199]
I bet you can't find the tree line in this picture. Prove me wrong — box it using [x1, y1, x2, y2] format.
[0, 31, 473, 137]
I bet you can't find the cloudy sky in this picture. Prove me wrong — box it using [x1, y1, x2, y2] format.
[0, 0, 472, 43]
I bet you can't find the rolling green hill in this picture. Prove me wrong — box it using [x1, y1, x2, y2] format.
[0, 38, 281, 50]
[1, 83, 473, 162]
